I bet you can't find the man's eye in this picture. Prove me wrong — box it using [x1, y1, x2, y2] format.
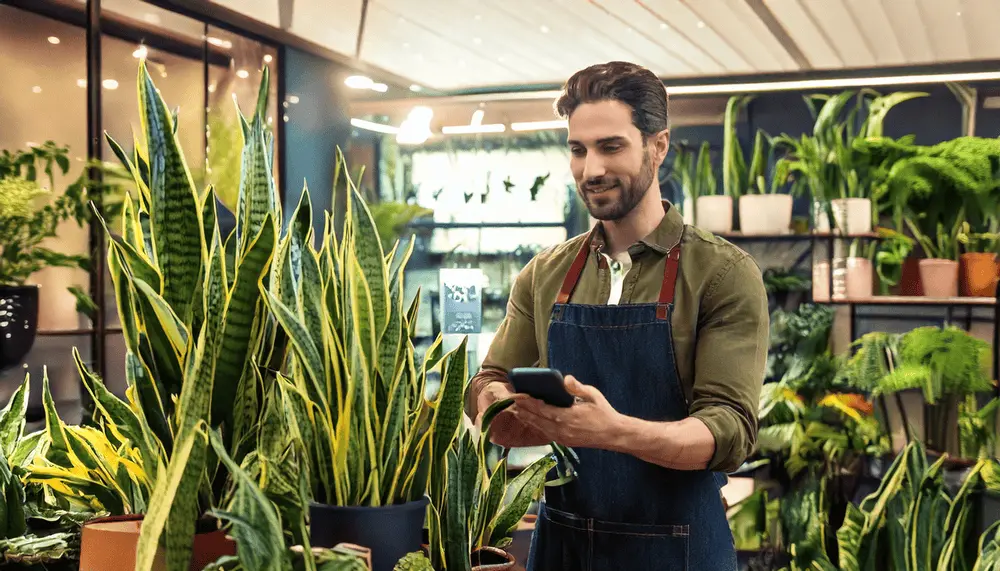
[570, 147, 586, 157]
[603, 145, 621, 153]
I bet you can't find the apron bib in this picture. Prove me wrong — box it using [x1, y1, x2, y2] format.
[525, 231, 737, 571]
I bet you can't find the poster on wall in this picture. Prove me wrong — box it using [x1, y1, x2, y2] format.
[439, 268, 484, 335]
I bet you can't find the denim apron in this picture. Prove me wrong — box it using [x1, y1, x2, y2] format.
[525, 231, 737, 571]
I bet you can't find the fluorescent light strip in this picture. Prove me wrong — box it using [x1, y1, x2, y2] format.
[668, 71, 1000, 95]
[350, 118, 399, 134]
[511, 120, 567, 131]
[441, 123, 506, 134]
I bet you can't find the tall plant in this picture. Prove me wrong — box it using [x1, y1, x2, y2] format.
[670, 140, 718, 221]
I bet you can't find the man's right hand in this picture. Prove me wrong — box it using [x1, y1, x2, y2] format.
[476, 381, 550, 448]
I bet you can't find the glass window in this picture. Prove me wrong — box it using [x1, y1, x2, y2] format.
[0, 6, 90, 334]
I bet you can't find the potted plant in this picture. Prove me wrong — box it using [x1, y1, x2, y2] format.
[774, 90, 926, 235]
[260, 149, 471, 570]
[0, 143, 124, 369]
[957, 221, 1000, 297]
[670, 140, 725, 232]
[907, 215, 963, 298]
[872, 227, 914, 295]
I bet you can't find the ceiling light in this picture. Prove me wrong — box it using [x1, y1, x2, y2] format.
[47, 36, 60, 44]
[208, 83, 216, 93]
[660, 23, 668, 30]
[288, 95, 300, 104]
[473, 37, 482, 45]
[697, 21, 706, 28]
[207, 36, 233, 49]
[345, 75, 374, 89]
[236, 69, 250, 79]
[540, 25, 550, 33]
[102, 79, 119, 90]
[441, 123, 506, 135]
[32, 86, 41, 94]
[133, 45, 148, 59]
[264, 54, 273, 63]
[474, 14, 482, 20]
[25, 142, 38, 148]
[511, 120, 568, 131]
[372, 83, 389, 93]
[351, 118, 400, 134]
[471, 109, 485, 125]
[397, 106, 433, 145]
[410, 84, 422, 92]
[76, 79, 87, 88]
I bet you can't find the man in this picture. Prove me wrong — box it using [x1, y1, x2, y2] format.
[464, 62, 769, 570]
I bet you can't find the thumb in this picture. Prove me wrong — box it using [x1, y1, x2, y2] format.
[565, 375, 599, 401]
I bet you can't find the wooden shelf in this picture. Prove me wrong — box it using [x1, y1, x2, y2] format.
[816, 295, 996, 306]
[718, 231, 880, 241]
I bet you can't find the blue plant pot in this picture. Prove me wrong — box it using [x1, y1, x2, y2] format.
[310, 497, 429, 571]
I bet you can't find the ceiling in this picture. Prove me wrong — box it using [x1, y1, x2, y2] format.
[205, 0, 1000, 92]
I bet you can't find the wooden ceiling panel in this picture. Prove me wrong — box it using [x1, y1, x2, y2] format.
[763, 0, 842, 68]
[594, 0, 728, 74]
[960, 0, 1000, 59]
[880, 0, 934, 63]
[843, 0, 906, 66]
[681, 0, 792, 71]
[639, 0, 754, 72]
[289, 0, 362, 57]
[801, 0, 875, 67]
[917, 0, 972, 62]
[553, 0, 696, 75]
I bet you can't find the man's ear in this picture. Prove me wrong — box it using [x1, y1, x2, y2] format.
[654, 128, 671, 163]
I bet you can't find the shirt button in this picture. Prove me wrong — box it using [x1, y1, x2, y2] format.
[611, 261, 621, 272]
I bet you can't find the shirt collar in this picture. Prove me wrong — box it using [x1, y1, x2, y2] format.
[590, 200, 684, 256]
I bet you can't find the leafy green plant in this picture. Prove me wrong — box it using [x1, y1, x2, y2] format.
[0, 142, 127, 313]
[958, 220, 1000, 255]
[670, 140, 719, 220]
[873, 227, 915, 294]
[904, 209, 964, 261]
[722, 95, 791, 199]
[774, 89, 926, 209]
[958, 396, 999, 460]
[728, 488, 780, 551]
[762, 269, 811, 295]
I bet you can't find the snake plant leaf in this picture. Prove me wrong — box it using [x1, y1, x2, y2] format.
[444, 447, 473, 571]
[475, 457, 508, 547]
[10, 430, 43, 470]
[429, 338, 469, 481]
[109, 233, 163, 295]
[132, 279, 188, 396]
[865, 92, 928, 138]
[74, 348, 158, 477]
[213, 214, 275, 425]
[0, 448, 27, 539]
[488, 453, 556, 547]
[298, 244, 326, 362]
[835, 503, 867, 571]
[207, 429, 285, 571]
[346, 173, 389, 343]
[0, 375, 29, 458]
[137, 60, 204, 320]
[378, 239, 414, 389]
[106, 133, 152, 218]
[480, 399, 514, 436]
[134, 421, 209, 571]
[235, 68, 278, 252]
[120, 194, 147, 258]
[264, 290, 327, 412]
[40, 373, 72, 469]
[126, 349, 173, 454]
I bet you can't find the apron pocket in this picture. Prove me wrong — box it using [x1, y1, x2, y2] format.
[590, 519, 689, 571]
[528, 505, 590, 571]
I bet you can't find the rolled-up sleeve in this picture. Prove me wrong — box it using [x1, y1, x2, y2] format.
[464, 256, 540, 420]
[689, 253, 769, 472]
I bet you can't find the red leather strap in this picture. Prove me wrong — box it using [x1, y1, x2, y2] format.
[556, 231, 595, 304]
[656, 247, 682, 319]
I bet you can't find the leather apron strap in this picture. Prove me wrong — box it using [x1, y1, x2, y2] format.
[555, 231, 681, 318]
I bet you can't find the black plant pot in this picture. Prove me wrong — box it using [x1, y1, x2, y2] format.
[0, 285, 39, 370]
[310, 497, 429, 571]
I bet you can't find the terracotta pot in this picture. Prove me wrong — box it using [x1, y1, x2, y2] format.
[960, 252, 999, 297]
[844, 257, 874, 299]
[918, 259, 959, 298]
[471, 546, 517, 571]
[897, 257, 924, 296]
[79, 514, 236, 571]
[738, 194, 793, 235]
[695, 195, 733, 234]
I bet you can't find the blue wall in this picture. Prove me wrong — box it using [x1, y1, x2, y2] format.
[281, 46, 352, 239]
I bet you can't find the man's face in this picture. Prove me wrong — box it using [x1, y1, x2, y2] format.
[567, 100, 663, 221]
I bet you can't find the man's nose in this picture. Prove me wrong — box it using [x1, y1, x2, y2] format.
[582, 155, 606, 182]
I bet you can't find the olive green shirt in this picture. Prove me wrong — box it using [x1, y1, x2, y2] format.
[466, 201, 769, 472]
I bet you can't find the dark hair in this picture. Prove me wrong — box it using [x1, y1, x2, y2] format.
[554, 61, 669, 136]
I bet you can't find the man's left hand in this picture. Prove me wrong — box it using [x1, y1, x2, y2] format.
[512, 375, 623, 449]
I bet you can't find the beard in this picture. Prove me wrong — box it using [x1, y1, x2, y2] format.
[576, 150, 656, 221]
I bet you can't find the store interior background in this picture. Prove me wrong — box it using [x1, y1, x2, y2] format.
[3, 0, 1000, 566]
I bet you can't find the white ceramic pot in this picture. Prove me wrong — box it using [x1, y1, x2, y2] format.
[813, 201, 831, 233]
[695, 195, 733, 234]
[844, 257, 874, 299]
[681, 195, 695, 225]
[813, 261, 830, 302]
[918, 259, 959, 298]
[739, 194, 793, 235]
[831, 198, 872, 234]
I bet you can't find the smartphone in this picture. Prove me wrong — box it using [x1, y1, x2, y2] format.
[508, 367, 575, 408]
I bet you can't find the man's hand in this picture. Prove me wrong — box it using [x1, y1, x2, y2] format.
[512, 375, 624, 449]
[476, 381, 549, 448]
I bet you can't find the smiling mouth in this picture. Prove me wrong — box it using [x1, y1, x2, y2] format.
[586, 183, 620, 195]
